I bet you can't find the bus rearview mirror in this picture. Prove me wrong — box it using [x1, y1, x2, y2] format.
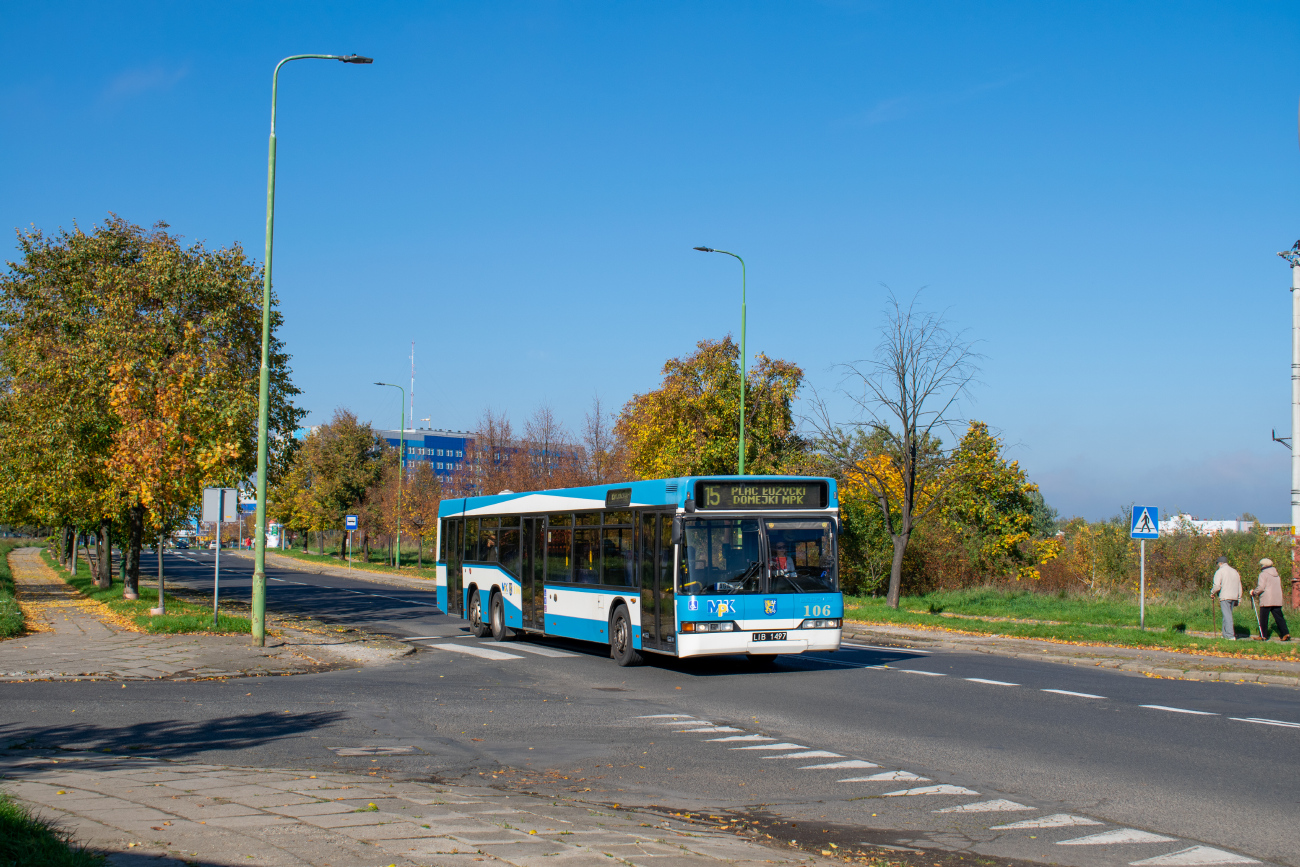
[671, 516, 683, 545]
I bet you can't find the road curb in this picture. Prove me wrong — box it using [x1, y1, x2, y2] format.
[843, 626, 1300, 689]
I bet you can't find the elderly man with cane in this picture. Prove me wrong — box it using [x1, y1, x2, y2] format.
[1250, 558, 1291, 641]
[1210, 556, 1241, 641]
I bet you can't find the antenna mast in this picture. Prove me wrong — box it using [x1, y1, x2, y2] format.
[410, 341, 415, 432]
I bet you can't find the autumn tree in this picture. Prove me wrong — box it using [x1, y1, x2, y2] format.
[810, 293, 980, 608]
[0, 216, 304, 596]
[582, 394, 626, 484]
[269, 408, 383, 555]
[467, 408, 515, 495]
[403, 460, 442, 567]
[615, 336, 806, 479]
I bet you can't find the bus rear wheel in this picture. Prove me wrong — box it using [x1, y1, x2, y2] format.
[468, 589, 490, 638]
[610, 606, 643, 667]
[489, 592, 512, 641]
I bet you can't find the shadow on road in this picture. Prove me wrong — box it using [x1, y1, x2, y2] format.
[0, 710, 345, 758]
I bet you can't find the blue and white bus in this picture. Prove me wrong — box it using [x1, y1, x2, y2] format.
[435, 476, 842, 666]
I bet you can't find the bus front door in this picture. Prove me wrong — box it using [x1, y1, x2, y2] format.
[639, 512, 674, 651]
[521, 517, 543, 629]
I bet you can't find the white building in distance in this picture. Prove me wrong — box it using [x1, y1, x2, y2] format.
[1158, 514, 1255, 535]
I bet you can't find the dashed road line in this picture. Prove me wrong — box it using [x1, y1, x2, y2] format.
[506, 644, 580, 658]
[424, 643, 523, 661]
[678, 726, 744, 733]
[706, 734, 773, 742]
[1229, 716, 1300, 728]
[1130, 845, 1261, 865]
[800, 759, 878, 769]
[966, 677, 1018, 686]
[1058, 829, 1177, 846]
[934, 799, 1032, 813]
[762, 750, 842, 760]
[992, 814, 1104, 830]
[896, 669, 946, 676]
[730, 743, 807, 751]
[840, 771, 927, 783]
[1140, 705, 1218, 716]
[883, 784, 979, 797]
[636, 714, 693, 719]
[1042, 688, 1106, 699]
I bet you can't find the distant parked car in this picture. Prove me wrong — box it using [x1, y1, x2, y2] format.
[208, 541, 219, 550]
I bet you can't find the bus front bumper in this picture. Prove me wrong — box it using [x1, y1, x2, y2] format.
[675, 628, 842, 659]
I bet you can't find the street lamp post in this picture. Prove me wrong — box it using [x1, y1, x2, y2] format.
[693, 246, 747, 475]
[376, 382, 405, 568]
[1279, 242, 1300, 608]
[252, 52, 372, 647]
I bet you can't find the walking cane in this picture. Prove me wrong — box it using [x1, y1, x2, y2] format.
[1248, 591, 1265, 639]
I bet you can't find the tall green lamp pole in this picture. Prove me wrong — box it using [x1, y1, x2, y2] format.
[375, 382, 405, 568]
[693, 246, 747, 475]
[252, 52, 372, 646]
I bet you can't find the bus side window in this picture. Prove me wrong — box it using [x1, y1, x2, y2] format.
[464, 518, 479, 563]
[547, 527, 572, 583]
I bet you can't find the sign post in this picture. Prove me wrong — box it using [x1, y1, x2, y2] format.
[1130, 505, 1159, 629]
[203, 487, 239, 627]
[345, 515, 358, 566]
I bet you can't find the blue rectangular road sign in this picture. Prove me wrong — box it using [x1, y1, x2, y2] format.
[345, 515, 358, 531]
[1131, 506, 1159, 539]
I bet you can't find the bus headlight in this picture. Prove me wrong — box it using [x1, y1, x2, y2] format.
[799, 618, 841, 629]
[680, 621, 739, 633]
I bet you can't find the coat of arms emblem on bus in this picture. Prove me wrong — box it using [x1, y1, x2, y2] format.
[764, 599, 777, 616]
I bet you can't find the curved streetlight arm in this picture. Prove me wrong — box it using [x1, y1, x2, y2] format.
[693, 246, 747, 475]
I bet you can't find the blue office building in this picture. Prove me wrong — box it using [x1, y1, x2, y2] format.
[376, 428, 474, 482]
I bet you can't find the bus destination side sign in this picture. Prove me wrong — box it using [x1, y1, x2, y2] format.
[605, 488, 632, 508]
[696, 481, 826, 510]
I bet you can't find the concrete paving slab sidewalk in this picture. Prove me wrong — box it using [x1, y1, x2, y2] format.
[0, 548, 412, 682]
[844, 622, 1300, 687]
[0, 749, 839, 867]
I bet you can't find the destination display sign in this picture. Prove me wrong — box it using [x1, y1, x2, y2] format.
[605, 488, 632, 508]
[694, 481, 827, 510]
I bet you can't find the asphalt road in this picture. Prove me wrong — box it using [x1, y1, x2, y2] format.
[3, 550, 1297, 867]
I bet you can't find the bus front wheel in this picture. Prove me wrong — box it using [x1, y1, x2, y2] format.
[610, 606, 643, 667]
[489, 592, 512, 642]
[468, 590, 490, 638]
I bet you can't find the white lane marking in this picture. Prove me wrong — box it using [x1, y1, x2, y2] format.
[636, 714, 693, 719]
[424, 643, 523, 660]
[269, 577, 312, 586]
[883, 785, 980, 797]
[1230, 716, 1300, 728]
[993, 814, 1104, 830]
[707, 735, 774, 742]
[1058, 829, 1178, 846]
[762, 750, 843, 760]
[660, 720, 712, 726]
[840, 641, 933, 653]
[506, 644, 580, 658]
[1140, 705, 1218, 716]
[934, 799, 1032, 813]
[1043, 689, 1106, 699]
[800, 760, 878, 770]
[896, 669, 946, 676]
[677, 727, 744, 733]
[1130, 845, 1261, 865]
[730, 743, 807, 751]
[402, 636, 451, 641]
[966, 678, 1018, 686]
[840, 771, 928, 782]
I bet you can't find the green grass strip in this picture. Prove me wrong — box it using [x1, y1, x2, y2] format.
[0, 790, 104, 867]
[265, 546, 437, 581]
[40, 548, 250, 634]
[847, 590, 1300, 659]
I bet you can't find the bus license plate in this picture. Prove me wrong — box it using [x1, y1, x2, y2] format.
[753, 632, 787, 642]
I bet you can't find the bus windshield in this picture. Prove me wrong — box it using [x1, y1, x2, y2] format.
[678, 518, 837, 595]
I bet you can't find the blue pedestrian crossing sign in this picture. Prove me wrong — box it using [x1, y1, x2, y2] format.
[1130, 506, 1159, 539]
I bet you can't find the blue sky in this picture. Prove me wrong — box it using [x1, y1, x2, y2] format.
[4, 1, 1300, 521]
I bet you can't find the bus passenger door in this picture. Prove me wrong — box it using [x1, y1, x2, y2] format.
[447, 518, 463, 616]
[521, 517, 541, 629]
[639, 511, 674, 651]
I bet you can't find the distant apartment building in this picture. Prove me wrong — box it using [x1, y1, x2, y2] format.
[1157, 514, 1255, 535]
[375, 427, 473, 484]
